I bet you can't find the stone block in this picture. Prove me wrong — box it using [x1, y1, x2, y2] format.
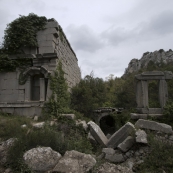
[38, 41, 56, 48]
[45, 21, 59, 28]
[5, 79, 18, 90]
[52, 150, 96, 173]
[18, 89, 24, 101]
[102, 148, 115, 155]
[135, 119, 173, 134]
[130, 113, 147, 120]
[39, 46, 55, 54]
[135, 129, 148, 144]
[87, 121, 108, 147]
[148, 108, 162, 114]
[117, 136, 135, 152]
[107, 122, 136, 148]
[46, 34, 57, 43]
[105, 153, 125, 163]
[61, 114, 75, 120]
[36, 34, 47, 41]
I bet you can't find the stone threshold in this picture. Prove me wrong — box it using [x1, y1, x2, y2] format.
[0, 101, 44, 108]
[131, 113, 163, 120]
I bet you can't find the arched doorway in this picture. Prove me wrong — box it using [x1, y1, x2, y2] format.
[99, 115, 116, 135]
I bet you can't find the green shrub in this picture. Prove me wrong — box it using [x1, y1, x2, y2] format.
[0, 113, 31, 140]
[163, 101, 173, 126]
[137, 133, 173, 173]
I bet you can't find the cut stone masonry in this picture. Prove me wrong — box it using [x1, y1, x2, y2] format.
[0, 19, 81, 117]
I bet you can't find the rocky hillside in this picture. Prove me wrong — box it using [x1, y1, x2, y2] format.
[124, 49, 173, 75]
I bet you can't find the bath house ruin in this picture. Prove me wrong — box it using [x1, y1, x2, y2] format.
[0, 19, 81, 116]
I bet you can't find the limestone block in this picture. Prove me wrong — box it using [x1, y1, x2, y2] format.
[1, 108, 14, 114]
[45, 21, 59, 28]
[87, 132, 97, 145]
[102, 148, 115, 155]
[117, 136, 135, 152]
[105, 153, 125, 163]
[135, 119, 173, 134]
[135, 129, 148, 144]
[52, 150, 96, 173]
[46, 34, 58, 43]
[38, 40, 56, 48]
[23, 147, 61, 172]
[0, 79, 6, 89]
[107, 122, 136, 148]
[36, 34, 47, 41]
[61, 114, 75, 120]
[87, 121, 108, 147]
[39, 46, 55, 54]
[5, 79, 18, 90]
[32, 122, 45, 128]
[130, 113, 147, 120]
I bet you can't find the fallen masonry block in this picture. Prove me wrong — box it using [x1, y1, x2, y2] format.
[102, 148, 115, 155]
[117, 136, 135, 152]
[135, 129, 148, 144]
[135, 119, 173, 134]
[87, 121, 108, 147]
[107, 122, 136, 148]
[105, 153, 125, 163]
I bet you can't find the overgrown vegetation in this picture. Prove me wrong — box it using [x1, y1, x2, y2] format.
[137, 133, 173, 173]
[0, 113, 93, 172]
[43, 61, 73, 118]
[1, 13, 47, 54]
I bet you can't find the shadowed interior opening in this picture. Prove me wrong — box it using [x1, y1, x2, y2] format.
[99, 115, 116, 136]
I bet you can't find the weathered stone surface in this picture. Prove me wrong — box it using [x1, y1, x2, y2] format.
[87, 132, 97, 145]
[23, 147, 61, 172]
[135, 119, 173, 134]
[87, 121, 108, 147]
[117, 136, 135, 152]
[76, 119, 88, 131]
[95, 162, 133, 173]
[32, 122, 45, 128]
[130, 113, 147, 120]
[52, 150, 96, 173]
[0, 138, 16, 165]
[107, 122, 136, 148]
[135, 129, 148, 144]
[61, 114, 75, 120]
[102, 148, 115, 155]
[105, 153, 125, 163]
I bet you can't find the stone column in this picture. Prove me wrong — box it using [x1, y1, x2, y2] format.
[136, 80, 142, 108]
[159, 79, 168, 108]
[40, 78, 45, 101]
[141, 80, 148, 108]
[25, 76, 31, 101]
[46, 79, 52, 101]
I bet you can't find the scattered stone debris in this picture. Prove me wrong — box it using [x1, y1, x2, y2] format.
[23, 147, 61, 172]
[52, 150, 96, 173]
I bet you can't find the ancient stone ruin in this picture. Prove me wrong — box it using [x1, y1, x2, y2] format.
[131, 71, 173, 119]
[0, 19, 81, 116]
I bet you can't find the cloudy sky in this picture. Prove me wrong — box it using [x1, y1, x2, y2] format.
[0, 0, 173, 79]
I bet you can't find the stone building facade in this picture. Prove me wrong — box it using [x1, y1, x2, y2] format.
[0, 19, 81, 116]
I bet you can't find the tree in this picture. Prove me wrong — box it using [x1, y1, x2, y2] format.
[44, 62, 71, 117]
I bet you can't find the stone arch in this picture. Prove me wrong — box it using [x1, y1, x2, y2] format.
[23, 66, 50, 101]
[99, 115, 116, 135]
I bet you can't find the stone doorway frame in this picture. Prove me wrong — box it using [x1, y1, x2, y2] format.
[135, 71, 173, 114]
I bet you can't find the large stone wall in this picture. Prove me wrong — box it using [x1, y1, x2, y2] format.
[36, 19, 81, 88]
[0, 19, 81, 116]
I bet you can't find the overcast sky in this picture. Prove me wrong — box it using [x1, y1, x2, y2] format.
[0, 0, 173, 79]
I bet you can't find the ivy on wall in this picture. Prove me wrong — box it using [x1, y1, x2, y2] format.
[44, 61, 72, 117]
[0, 54, 32, 72]
[1, 13, 47, 54]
